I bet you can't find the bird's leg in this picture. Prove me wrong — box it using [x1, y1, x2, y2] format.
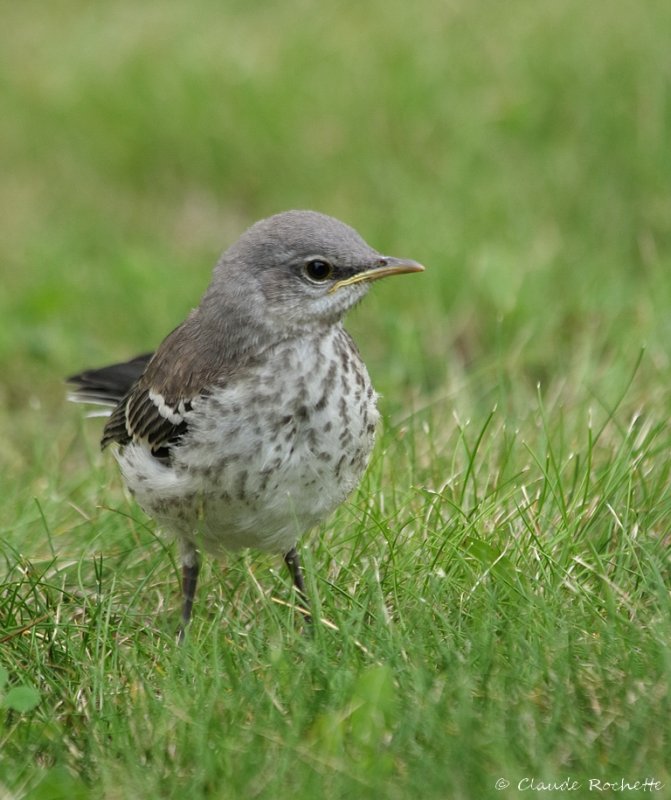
[178, 542, 200, 642]
[284, 546, 312, 623]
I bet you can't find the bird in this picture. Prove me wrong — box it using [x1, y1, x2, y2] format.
[68, 210, 424, 636]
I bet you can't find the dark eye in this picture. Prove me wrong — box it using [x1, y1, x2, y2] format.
[304, 258, 333, 282]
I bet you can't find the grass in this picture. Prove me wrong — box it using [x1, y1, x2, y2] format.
[1, 0, 671, 797]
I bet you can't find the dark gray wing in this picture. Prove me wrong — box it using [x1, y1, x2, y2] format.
[69, 315, 239, 461]
[102, 382, 192, 458]
[68, 347, 193, 459]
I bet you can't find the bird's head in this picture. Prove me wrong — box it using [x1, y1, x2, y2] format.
[205, 210, 424, 333]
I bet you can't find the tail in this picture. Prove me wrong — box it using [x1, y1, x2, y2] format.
[67, 352, 153, 414]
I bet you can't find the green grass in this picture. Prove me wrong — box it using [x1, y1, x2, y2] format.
[2, 1, 671, 798]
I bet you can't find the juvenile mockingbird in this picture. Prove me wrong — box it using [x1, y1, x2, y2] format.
[68, 210, 423, 635]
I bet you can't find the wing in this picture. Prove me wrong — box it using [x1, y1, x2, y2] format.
[70, 315, 238, 462]
[101, 382, 193, 460]
[68, 347, 195, 460]
[100, 319, 224, 460]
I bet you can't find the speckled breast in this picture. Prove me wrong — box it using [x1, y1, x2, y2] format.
[129, 325, 379, 556]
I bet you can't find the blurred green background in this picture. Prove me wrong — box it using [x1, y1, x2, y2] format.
[2, 1, 671, 797]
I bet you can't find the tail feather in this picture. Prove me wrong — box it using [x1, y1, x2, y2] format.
[67, 352, 153, 408]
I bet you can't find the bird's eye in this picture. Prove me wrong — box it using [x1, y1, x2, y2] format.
[304, 259, 333, 282]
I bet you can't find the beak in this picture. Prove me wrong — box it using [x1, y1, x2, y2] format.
[328, 257, 425, 293]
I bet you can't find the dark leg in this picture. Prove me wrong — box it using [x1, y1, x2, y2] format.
[178, 544, 200, 642]
[284, 546, 312, 622]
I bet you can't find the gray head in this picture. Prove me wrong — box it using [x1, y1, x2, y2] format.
[201, 210, 424, 333]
